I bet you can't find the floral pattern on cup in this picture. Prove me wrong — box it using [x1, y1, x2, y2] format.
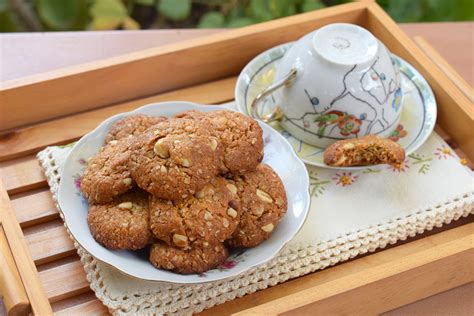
[314, 111, 362, 138]
[388, 124, 408, 142]
[392, 88, 402, 112]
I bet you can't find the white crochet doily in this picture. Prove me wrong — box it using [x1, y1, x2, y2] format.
[38, 132, 473, 315]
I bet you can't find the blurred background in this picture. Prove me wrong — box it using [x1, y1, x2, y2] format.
[0, 0, 473, 32]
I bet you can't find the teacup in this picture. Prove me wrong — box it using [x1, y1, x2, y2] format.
[251, 23, 403, 148]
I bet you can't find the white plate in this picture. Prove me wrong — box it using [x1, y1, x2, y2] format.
[235, 43, 437, 169]
[58, 101, 310, 284]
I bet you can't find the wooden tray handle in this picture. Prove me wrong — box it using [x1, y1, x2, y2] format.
[0, 226, 30, 316]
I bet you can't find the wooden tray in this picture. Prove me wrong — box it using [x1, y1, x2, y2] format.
[0, 1, 473, 315]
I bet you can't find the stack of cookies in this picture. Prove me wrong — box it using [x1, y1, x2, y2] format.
[80, 110, 288, 274]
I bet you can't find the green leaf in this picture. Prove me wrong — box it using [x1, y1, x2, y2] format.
[301, 0, 325, 12]
[386, 0, 423, 22]
[0, 0, 8, 12]
[228, 3, 246, 20]
[135, 0, 155, 5]
[269, 0, 299, 17]
[315, 114, 338, 123]
[317, 125, 326, 138]
[157, 0, 191, 21]
[197, 11, 225, 28]
[227, 17, 254, 28]
[122, 16, 140, 29]
[36, 0, 88, 31]
[0, 11, 16, 32]
[90, 0, 128, 30]
[249, 0, 273, 22]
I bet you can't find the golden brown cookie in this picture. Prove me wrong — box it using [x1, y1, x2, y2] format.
[226, 163, 287, 248]
[324, 135, 405, 167]
[104, 114, 167, 143]
[149, 241, 228, 274]
[80, 138, 134, 204]
[87, 189, 151, 250]
[176, 110, 264, 174]
[149, 177, 240, 249]
[128, 118, 223, 200]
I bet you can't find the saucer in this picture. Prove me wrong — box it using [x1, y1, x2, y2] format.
[235, 43, 437, 169]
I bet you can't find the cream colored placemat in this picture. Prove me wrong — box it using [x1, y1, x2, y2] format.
[38, 131, 473, 315]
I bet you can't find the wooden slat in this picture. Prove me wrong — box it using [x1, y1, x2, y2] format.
[414, 36, 473, 102]
[0, 179, 53, 315]
[11, 188, 59, 227]
[0, 155, 46, 194]
[366, 3, 474, 160]
[54, 298, 108, 316]
[0, 225, 30, 315]
[200, 222, 474, 315]
[39, 260, 89, 303]
[0, 76, 236, 162]
[0, 2, 367, 131]
[24, 221, 75, 265]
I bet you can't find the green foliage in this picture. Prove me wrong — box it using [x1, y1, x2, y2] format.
[227, 17, 253, 28]
[0, 0, 472, 32]
[36, 0, 88, 30]
[0, 0, 16, 32]
[157, 0, 191, 21]
[90, 0, 139, 30]
[198, 11, 225, 28]
[377, 0, 474, 22]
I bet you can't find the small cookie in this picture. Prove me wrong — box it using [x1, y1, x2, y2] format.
[226, 163, 287, 248]
[149, 241, 228, 274]
[80, 138, 134, 204]
[104, 115, 167, 143]
[87, 189, 151, 250]
[177, 110, 264, 174]
[149, 177, 240, 249]
[128, 118, 223, 200]
[324, 135, 405, 167]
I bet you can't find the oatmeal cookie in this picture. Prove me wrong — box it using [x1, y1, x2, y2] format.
[87, 189, 151, 250]
[149, 241, 228, 274]
[104, 114, 167, 143]
[176, 110, 264, 174]
[226, 163, 287, 248]
[80, 138, 134, 204]
[324, 135, 405, 167]
[149, 177, 240, 249]
[128, 118, 223, 200]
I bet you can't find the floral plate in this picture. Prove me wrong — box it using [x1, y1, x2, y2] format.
[57, 102, 310, 284]
[235, 43, 437, 169]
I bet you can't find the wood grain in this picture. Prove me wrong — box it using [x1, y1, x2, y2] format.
[0, 76, 236, 162]
[24, 221, 75, 265]
[201, 223, 474, 315]
[0, 226, 30, 316]
[39, 260, 90, 303]
[0, 2, 367, 131]
[414, 36, 473, 102]
[10, 188, 59, 228]
[0, 155, 47, 194]
[54, 298, 108, 316]
[0, 3, 472, 315]
[0, 179, 53, 315]
[366, 3, 474, 160]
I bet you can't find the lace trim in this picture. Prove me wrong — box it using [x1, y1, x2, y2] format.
[37, 147, 474, 315]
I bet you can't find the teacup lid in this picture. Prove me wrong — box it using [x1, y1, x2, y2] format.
[312, 23, 378, 65]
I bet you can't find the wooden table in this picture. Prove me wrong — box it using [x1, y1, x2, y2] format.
[0, 21, 472, 315]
